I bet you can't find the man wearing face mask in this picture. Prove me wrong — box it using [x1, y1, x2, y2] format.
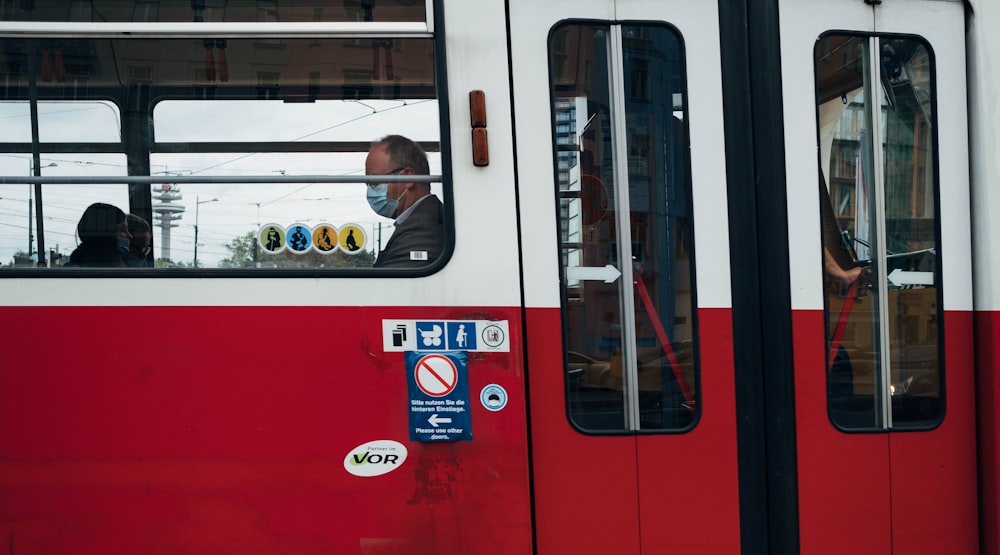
[365, 134, 444, 268]
[125, 213, 153, 267]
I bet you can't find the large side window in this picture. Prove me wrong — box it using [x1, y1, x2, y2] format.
[550, 23, 699, 433]
[0, 2, 446, 273]
[815, 34, 942, 430]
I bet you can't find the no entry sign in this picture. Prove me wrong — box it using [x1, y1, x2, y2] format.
[406, 352, 471, 442]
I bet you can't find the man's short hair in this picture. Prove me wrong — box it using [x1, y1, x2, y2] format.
[375, 134, 430, 177]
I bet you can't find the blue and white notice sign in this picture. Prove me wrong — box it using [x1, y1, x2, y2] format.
[406, 351, 472, 442]
[382, 320, 509, 352]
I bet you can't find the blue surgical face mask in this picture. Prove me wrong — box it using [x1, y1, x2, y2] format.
[367, 183, 399, 218]
[116, 237, 131, 256]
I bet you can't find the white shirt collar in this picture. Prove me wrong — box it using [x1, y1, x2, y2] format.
[394, 194, 433, 226]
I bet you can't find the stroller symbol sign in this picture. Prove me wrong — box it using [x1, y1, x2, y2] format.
[416, 322, 445, 349]
[382, 320, 510, 352]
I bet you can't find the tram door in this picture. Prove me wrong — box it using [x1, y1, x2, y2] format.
[779, 1, 978, 552]
[510, 1, 741, 552]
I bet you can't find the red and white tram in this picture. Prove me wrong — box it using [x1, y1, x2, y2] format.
[0, 1, 997, 553]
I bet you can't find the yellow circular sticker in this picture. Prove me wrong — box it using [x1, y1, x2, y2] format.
[338, 223, 366, 254]
[312, 224, 339, 253]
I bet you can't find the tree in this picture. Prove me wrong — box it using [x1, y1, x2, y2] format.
[219, 231, 258, 268]
[155, 258, 193, 268]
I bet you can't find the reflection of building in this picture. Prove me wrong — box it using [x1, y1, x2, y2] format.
[8, 33, 436, 105]
[554, 25, 693, 359]
[828, 89, 935, 261]
[554, 97, 586, 282]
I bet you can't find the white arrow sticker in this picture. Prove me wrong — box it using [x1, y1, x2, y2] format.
[566, 264, 622, 283]
[888, 269, 934, 286]
[428, 414, 452, 427]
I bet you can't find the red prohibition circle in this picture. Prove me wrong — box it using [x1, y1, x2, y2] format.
[414, 354, 458, 397]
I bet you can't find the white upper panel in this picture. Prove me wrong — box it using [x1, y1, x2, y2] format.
[966, 0, 1000, 312]
[877, 0, 972, 312]
[0, 0, 524, 308]
[780, 0, 970, 311]
[508, 0, 731, 309]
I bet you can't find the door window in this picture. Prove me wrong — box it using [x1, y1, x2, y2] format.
[550, 23, 699, 432]
[815, 34, 942, 429]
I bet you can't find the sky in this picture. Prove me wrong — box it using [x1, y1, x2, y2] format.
[0, 98, 441, 267]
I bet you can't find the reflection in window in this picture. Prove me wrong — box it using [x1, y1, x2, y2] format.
[0, 36, 443, 271]
[0, 1, 427, 23]
[550, 23, 698, 433]
[815, 34, 941, 430]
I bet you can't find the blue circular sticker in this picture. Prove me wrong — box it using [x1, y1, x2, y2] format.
[480, 384, 508, 412]
[286, 223, 312, 253]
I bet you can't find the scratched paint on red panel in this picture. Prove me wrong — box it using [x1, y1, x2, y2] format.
[0, 306, 532, 555]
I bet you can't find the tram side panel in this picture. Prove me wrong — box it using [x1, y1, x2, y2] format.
[876, 3, 978, 553]
[781, 1, 979, 553]
[0, 305, 532, 554]
[1, 0, 536, 552]
[967, 2, 1000, 554]
[511, 0, 741, 552]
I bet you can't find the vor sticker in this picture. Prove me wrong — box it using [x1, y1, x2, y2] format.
[343, 440, 408, 477]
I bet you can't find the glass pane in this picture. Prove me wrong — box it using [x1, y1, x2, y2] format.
[552, 23, 697, 432]
[145, 151, 441, 268]
[816, 35, 885, 428]
[0, 37, 435, 101]
[0, 101, 120, 143]
[552, 24, 627, 431]
[880, 38, 941, 427]
[1, 1, 426, 23]
[622, 25, 696, 430]
[0, 154, 127, 267]
[0, 36, 443, 271]
[815, 34, 942, 430]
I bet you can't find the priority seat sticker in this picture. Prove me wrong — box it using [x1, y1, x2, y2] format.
[382, 320, 509, 352]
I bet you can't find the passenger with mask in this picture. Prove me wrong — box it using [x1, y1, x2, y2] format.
[66, 203, 131, 268]
[125, 213, 152, 267]
[365, 134, 443, 268]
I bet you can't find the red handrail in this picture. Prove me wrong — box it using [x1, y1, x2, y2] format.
[827, 281, 860, 372]
[632, 265, 696, 409]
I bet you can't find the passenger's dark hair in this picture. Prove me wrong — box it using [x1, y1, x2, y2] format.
[375, 134, 430, 177]
[126, 213, 150, 235]
[67, 203, 128, 267]
[77, 203, 127, 243]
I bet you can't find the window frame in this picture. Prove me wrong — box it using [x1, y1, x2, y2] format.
[814, 30, 946, 432]
[0, 8, 455, 278]
[548, 19, 701, 435]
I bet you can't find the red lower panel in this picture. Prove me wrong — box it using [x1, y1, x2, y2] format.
[889, 311, 978, 554]
[794, 309, 979, 555]
[525, 308, 641, 554]
[793, 309, 892, 555]
[0, 306, 532, 555]
[976, 310, 1000, 555]
[637, 308, 741, 554]
[525, 307, 740, 554]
